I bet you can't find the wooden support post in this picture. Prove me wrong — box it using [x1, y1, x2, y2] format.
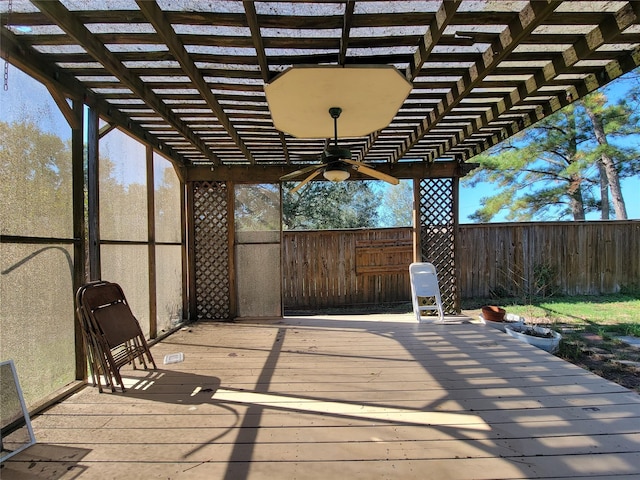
[181, 180, 189, 324]
[452, 176, 461, 313]
[71, 99, 87, 381]
[412, 178, 421, 263]
[185, 182, 197, 321]
[146, 146, 157, 338]
[227, 181, 237, 319]
[86, 105, 101, 281]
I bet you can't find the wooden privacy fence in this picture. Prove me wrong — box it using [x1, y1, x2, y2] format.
[458, 220, 640, 298]
[282, 221, 639, 310]
[282, 228, 413, 310]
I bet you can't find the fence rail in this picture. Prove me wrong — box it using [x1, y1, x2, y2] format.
[282, 221, 640, 310]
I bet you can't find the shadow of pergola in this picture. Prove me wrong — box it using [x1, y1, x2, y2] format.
[9, 315, 631, 478]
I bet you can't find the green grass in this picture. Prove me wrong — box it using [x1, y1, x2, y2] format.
[503, 293, 640, 332]
[464, 292, 640, 334]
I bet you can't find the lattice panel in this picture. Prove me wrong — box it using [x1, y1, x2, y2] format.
[193, 181, 230, 320]
[418, 178, 458, 313]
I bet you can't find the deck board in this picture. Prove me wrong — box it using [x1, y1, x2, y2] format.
[4, 314, 640, 479]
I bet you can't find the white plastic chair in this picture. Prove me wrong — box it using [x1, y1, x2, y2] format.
[409, 262, 445, 323]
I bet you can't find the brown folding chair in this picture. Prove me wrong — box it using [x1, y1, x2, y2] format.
[76, 282, 111, 392]
[76, 281, 157, 392]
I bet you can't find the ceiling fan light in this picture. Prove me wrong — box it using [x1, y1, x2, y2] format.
[323, 168, 350, 182]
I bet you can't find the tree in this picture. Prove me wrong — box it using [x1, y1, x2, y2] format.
[282, 180, 379, 230]
[235, 184, 280, 231]
[580, 92, 636, 219]
[624, 66, 640, 104]
[465, 107, 591, 221]
[463, 85, 639, 222]
[154, 161, 182, 242]
[0, 121, 72, 236]
[379, 180, 414, 227]
[98, 156, 147, 240]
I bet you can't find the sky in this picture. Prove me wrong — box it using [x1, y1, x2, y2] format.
[459, 176, 640, 223]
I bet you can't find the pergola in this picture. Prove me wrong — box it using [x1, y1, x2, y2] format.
[2, 3, 640, 477]
[2, 0, 640, 318]
[4, 1, 639, 168]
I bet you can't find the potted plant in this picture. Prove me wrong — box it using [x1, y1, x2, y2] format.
[504, 323, 562, 353]
[481, 305, 506, 321]
[481, 312, 525, 332]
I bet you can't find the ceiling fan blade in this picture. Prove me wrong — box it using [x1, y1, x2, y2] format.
[280, 164, 323, 181]
[343, 159, 400, 185]
[290, 169, 322, 194]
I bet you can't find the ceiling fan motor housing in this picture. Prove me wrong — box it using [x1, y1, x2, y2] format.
[325, 145, 351, 160]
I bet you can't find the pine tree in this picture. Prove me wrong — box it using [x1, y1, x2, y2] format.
[463, 83, 639, 222]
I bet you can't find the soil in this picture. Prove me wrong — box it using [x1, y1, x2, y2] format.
[508, 325, 555, 338]
[559, 331, 640, 394]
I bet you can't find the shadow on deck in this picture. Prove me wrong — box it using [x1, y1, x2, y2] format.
[4, 313, 640, 479]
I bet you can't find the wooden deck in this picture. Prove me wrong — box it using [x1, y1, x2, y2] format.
[4, 314, 640, 479]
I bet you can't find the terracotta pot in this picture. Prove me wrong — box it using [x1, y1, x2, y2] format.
[481, 305, 506, 322]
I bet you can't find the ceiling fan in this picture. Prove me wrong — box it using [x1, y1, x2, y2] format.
[280, 107, 400, 194]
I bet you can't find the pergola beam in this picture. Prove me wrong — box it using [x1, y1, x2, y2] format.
[0, 27, 188, 177]
[398, 1, 640, 163]
[187, 160, 476, 183]
[4, 2, 639, 172]
[242, 0, 290, 163]
[243, 0, 269, 83]
[338, 1, 356, 66]
[453, 2, 640, 159]
[405, 0, 461, 82]
[45, 84, 81, 130]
